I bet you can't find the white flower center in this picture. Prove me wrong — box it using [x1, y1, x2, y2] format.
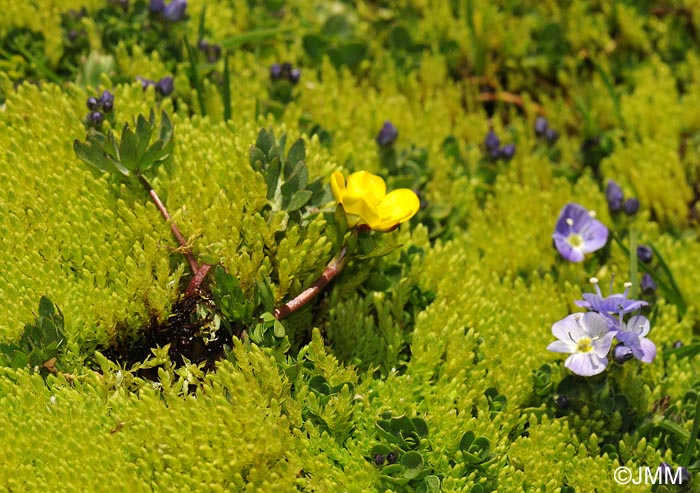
[576, 337, 593, 353]
[567, 233, 584, 248]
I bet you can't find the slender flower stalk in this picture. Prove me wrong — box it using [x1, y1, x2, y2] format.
[136, 174, 199, 274]
[629, 228, 639, 299]
[273, 245, 348, 320]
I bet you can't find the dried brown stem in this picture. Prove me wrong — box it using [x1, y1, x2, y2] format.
[273, 246, 348, 320]
[137, 174, 199, 274]
[478, 91, 545, 114]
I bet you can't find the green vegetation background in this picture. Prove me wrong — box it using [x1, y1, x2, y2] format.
[1, 0, 700, 491]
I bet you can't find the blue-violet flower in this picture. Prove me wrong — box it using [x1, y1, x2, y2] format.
[547, 312, 615, 376]
[575, 278, 647, 326]
[614, 314, 656, 363]
[552, 203, 608, 262]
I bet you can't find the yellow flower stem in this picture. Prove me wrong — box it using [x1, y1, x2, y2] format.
[273, 245, 348, 320]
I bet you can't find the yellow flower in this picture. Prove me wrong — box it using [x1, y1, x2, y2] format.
[330, 171, 420, 231]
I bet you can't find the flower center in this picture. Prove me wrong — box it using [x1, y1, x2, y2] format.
[567, 233, 584, 248]
[576, 337, 593, 353]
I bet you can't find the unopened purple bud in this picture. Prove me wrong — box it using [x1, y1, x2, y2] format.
[163, 0, 187, 22]
[545, 127, 559, 144]
[500, 143, 516, 160]
[207, 44, 222, 63]
[156, 76, 174, 96]
[640, 273, 657, 295]
[613, 345, 634, 364]
[637, 245, 653, 263]
[534, 117, 548, 136]
[137, 76, 155, 90]
[672, 340, 683, 349]
[87, 96, 99, 110]
[605, 180, 624, 212]
[376, 121, 398, 147]
[484, 130, 500, 156]
[102, 99, 113, 113]
[100, 90, 114, 105]
[289, 68, 301, 84]
[197, 39, 209, 51]
[554, 395, 568, 409]
[281, 62, 292, 75]
[623, 197, 640, 215]
[679, 467, 690, 485]
[149, 0, 165, 13]
[89, 111, 104, 125]
[270, 63, 282, 80]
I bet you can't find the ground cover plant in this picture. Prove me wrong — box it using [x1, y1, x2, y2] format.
[2, 0, 700, 491]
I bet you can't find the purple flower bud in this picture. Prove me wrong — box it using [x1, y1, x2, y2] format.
[197, 39, 209, 51]
[623, 197, 640, 215]
[386, 452, 397, 464]
[637, 245, 653, 263]
[499, 143, 516, 160]
[270, 63, 282, 80]
[545, 127, 559, 144]
[612, 345, 634, 364]
[673, 340, 683, 349]
[373, 454, 384, 466]
[163, 0, 187, 22]
[102, 99, 113, 113]
[640, 273, 657, 295]
[87, 96, 99, 111]
[289, 68, 301, 84]
[156, 76, 174, 96]
[89, 111, 104, 125]
[100, 90, 114, 105]
[281, 62, 293, 75]
[149, 0, 165, 13]
[554, 395, 568, 409]
[534, 117, 548, 136]
[605, 180, 624, 212]
[376, 121, 398, 147]
[137, 76, 155, 90]
[678, 467, 690, 485]
[207, 44, 222, 63]
[484, 130, 500, 157]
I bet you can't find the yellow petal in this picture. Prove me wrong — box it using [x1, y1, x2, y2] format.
[346, 171, 386, 207]
[372, 189, 421, 231]
[330, 171, 346, 203]
[343, 194, 381, 226]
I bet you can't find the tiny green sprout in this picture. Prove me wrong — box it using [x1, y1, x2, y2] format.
[73, 109, 173, 181]
[0, 296, 65, 374]
[74, 110, 207, 280]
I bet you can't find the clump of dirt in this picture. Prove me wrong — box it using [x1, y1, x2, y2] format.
[100, 292, 243, 378]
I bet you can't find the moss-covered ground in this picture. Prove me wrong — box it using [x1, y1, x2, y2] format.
[2, 1, 700, 491]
